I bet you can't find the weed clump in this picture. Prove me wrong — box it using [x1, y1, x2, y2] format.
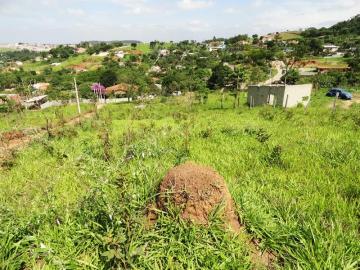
[259, 107, 277, 121]
[221, 127, 241, 137]
[244, 127, 271, 143]
[265, 145, 287, 168]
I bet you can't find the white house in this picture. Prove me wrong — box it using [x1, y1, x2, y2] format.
[23, 95, 48, 109]
[247, 84, 313, 108]
[115, 51, 125, 59]
[32, 83, 50, 91]
[207, 41, 226, 52]
[323, 44, 340, 54]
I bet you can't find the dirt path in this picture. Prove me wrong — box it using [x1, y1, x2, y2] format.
[0, 103, 104, 163]
[327, 93, 360, 109]
[260, 61, 285, 86]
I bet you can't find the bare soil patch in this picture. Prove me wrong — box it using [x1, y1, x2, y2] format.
[327, 93, 360, 109]
[1, 130, 25, 142]
[0, 104, 102, 163]
[157, 162, 241, 231]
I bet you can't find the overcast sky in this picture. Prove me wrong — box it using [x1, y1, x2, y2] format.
[0, 0, 359, 43]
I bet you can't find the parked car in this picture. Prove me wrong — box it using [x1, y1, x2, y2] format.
[326, 88, 352, 100]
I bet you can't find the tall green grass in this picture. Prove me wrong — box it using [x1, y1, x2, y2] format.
[0, 104, 93, 132]
[0, 91, 359, 269]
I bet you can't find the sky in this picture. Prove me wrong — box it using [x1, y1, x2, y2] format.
[0, 0, 359, 43]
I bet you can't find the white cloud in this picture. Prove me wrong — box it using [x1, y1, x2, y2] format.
[67, 8, 85, 16]
[250, 0, 360, 34]
[177, 0, 214, 10]
[252, 0, 265, 8]
[111, 0, 155, 14]
[223, 7, 241, 14]
[187, 20, 209, 32]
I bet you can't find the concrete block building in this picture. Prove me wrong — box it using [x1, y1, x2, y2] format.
[247, 84, 312, 108]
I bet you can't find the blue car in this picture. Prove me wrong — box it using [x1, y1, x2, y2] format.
[326, 88, 352, 100]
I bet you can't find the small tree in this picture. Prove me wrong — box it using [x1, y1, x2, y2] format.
[99, 69, 117, 87]
[281, 69, 300, 85]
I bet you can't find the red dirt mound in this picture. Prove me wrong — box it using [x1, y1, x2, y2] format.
[157, 162, 241, 231]
[1, 130, 25, 142]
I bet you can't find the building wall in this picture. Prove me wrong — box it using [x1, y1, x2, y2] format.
[247, 85, 286, 107]
[247, 84, 312, 108]
[283, 84, 312, 108]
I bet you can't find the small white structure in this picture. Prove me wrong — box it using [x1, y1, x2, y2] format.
[155, 84, 162, 90]
[51, 62, 61, 66]
[172, 91, 182, 96]
[159, 49, 170, 57]
[323, 44, 339, 54]
[76, 47, 87, 54]
[15, 61, 23, 66]
[23, 95, 48, 109]
[40, 101, 62, 109]
[207, 41, 226, 52]
[94, 51, 109, 57]
[149, 65, 162, 73]
[115, 50, 125, 59]
[32, 82, 50, 91]
[247, 84, 312, 108]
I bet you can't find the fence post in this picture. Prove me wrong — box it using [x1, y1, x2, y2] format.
[285, 94, 289, 109]
[333, 92, 339, 113]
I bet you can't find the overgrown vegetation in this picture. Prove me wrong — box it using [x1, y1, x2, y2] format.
[0, 92, 359, 269]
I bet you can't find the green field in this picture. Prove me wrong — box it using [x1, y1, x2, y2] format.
[0, 104, 93, 133]
[279, 31, 302, 40]
[0, 48, 15, 52]
[23, 54, 103, 72]
[136, 43, 152, 54]
[0, 92, 359, 269]
[300, 56, 349, 69]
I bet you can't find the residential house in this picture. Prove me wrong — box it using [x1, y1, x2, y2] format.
[323, 44, 340, 54]
[105, 83, 139, 97]
[207, 41, 226, 52]
[76, 47, 87, 54]
[32, 83, 50, 91]
[23, 95, 48, 109]
[115, 51, 125, 59]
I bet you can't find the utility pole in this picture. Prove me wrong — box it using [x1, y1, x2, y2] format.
[74, 77, 81, 115]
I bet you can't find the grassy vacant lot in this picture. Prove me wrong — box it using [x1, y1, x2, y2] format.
[300, 56, 349, 69]
[0, 48, 15, 52]
[23, 54, 103, 72]
[0, 104, 93, 132]
[0, 92, 359, 269]
[279, 31, 302, 40]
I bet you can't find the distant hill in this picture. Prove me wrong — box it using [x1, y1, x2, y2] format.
[84, 40, 142, 45]
[301, 14, 360, 44]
